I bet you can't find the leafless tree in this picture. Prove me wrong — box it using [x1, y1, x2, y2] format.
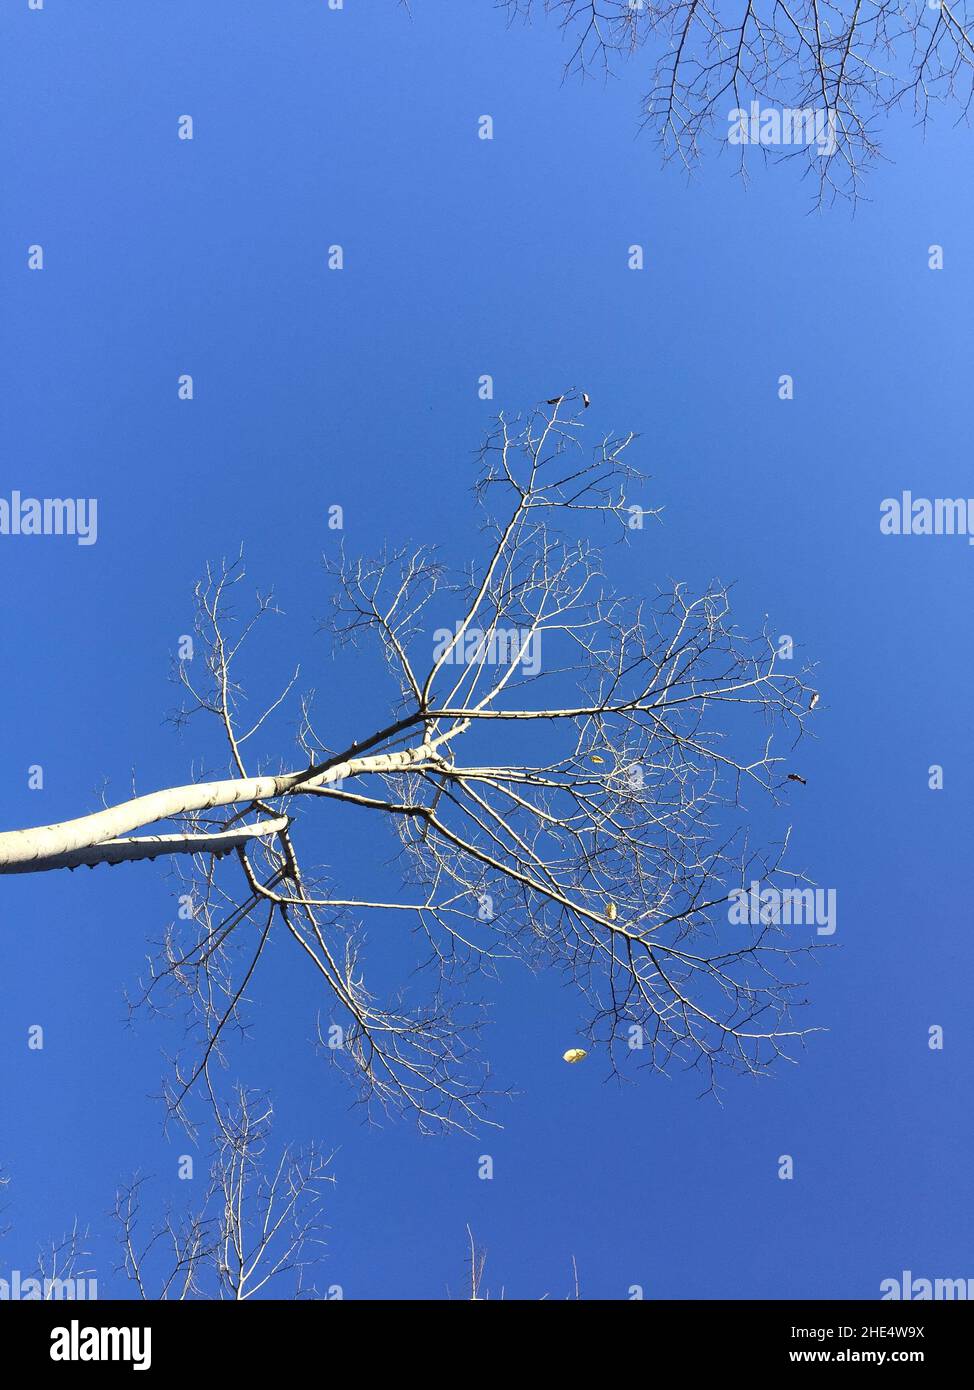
[3, 1092, 332, 1300]
[461, 1225, 581, 1299]
[32, 1222, 96, 1300]
[0, 395, 822, 1134]
[503, 1, 974, 203]
[114, 1087, 333, 1300]
[467, 1224, 491, 1299]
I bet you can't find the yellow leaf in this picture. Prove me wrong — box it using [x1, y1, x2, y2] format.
[606, 902, 617, 921]
[589, 754, 605, 764]
[562, 1048, 587, 1064]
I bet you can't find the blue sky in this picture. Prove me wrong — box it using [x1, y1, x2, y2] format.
[1, 0, 972, 1299]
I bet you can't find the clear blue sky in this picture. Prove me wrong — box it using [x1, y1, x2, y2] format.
[1, 0, 972, 1300]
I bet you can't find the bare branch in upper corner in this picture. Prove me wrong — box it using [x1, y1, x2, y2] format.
[502, 1, 974, 205]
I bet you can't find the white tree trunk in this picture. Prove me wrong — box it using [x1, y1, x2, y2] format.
[0, 734, 450, 873]
[0, 818, 290, 874]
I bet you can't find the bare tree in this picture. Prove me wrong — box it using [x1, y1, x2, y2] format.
[114, 1087, 333, 1300]
[503, 1, 974, 203]
[0, 396, 822, 1133]
[461, 1225, 581, 1299]
[3, 1092, 332, 1300]
[33, 1222, 96, 1301]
